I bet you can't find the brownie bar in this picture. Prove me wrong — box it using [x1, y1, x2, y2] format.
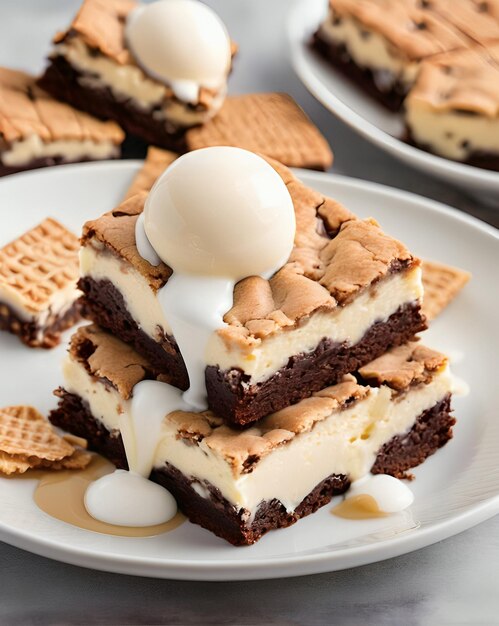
[79, 277, 426, 425]
[38, 56, 188, 151]
[0, 299, 81, 349]
[50, 389, 454, 545]
[312, 32, 408, 111]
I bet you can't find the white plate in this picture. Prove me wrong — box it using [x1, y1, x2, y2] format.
[287, 0, 499, 199]
[0, 161, 497, 581]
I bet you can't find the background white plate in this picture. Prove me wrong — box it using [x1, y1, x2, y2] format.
[0, 161, 497, 581]
[287, 0, 499, 199]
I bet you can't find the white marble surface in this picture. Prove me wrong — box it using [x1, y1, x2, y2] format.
[0, 1, 498, 624]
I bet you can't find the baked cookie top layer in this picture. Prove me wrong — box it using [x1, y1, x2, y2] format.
[407, 42, 499, 115]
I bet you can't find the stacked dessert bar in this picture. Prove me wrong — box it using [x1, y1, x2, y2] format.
[50, 156, 456, 545]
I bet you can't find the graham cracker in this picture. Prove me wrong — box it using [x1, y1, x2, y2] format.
[124, 147, 178, 199]
[185, 93, 333, 170]
[422, 260, 471, 320]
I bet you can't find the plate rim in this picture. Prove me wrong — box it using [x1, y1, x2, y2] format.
[0, 160, 497, 581]
[287, 0, 499, 190]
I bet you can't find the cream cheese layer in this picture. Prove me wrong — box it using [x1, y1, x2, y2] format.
[406, 104, 499, 160]
[53, 38, 224, 126]
[81, 241, 423, 384]
[318, 12, 419, 88]
[62, 353, 453, 516]
[1, 134, 118, 167]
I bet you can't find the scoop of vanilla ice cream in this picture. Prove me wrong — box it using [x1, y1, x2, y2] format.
[143, 147, 296, 280]
[126, 0, 231, 95]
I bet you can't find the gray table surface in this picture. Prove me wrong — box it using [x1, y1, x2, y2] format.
[0, 2, 498, 625]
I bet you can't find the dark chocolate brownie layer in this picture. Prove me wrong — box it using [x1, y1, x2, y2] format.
[312, 32, 408, 112]
[372, 394, 454, 478]
[79, 277, 426, 426]
[78, 277, 189, 390]
[49, 390, 453, 545]
[38, 56, 189, 151]
[206, 302, 426, 426]
[0, 300, 81, 348]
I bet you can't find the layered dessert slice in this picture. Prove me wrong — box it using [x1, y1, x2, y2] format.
[79, 158, 427, 425]
[405, 43, 499, 168]
[313, 0, 499, 111]
[50, 325, 455, 545]
[0, 218, 81, 348]
[38, 0, 235, 150]
[0, 67, 123, 176]
[313, 0, 470, 110]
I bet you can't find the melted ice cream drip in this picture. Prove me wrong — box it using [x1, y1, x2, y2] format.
[125, 0, 231, 104]
[85, 380, 186, 526]
[84, 470, 177, 527]
[85, 147, 296, 526]
[135, 213, 161, 267]
[158, 275, 235, 409]
[346, 474, 414, 515]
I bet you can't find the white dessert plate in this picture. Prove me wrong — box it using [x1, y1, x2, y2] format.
[287, 0, 499, 199]
[0, 161, 497, 581]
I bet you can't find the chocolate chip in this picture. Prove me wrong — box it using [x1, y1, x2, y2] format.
[360, 30, 371, 40]
[461, 140, 470, 150]
[415, 21, 427, 30]
[477, 1, 489, 12]
[419, 0, 431, 7]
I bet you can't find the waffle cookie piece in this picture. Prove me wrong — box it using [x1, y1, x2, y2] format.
[0, 67, 123, 176]
[313, 0, 499, 111]
[405, 43, 499, 168]
[184, 93, 333, 171]
[38, 0, 235, 151]
[124, 147, 178, 200]
[50, 325, 455, 545]
[0, 218, 81, 348]
[78, 157, 426, 426]
[422, 260, 471, 321]
[0, 405, 91, 475]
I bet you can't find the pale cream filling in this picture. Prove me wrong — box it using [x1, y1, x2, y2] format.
[318, 11, 419, 87]
[1, 134, 118, 167]
[0, 282, 79, 327]
[80, 245, 171, 337]
[54, 38, 224, 126]
[62, 354, 453, 515]
[80, 244, 423, 383]
[406, 103, 499, 160]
